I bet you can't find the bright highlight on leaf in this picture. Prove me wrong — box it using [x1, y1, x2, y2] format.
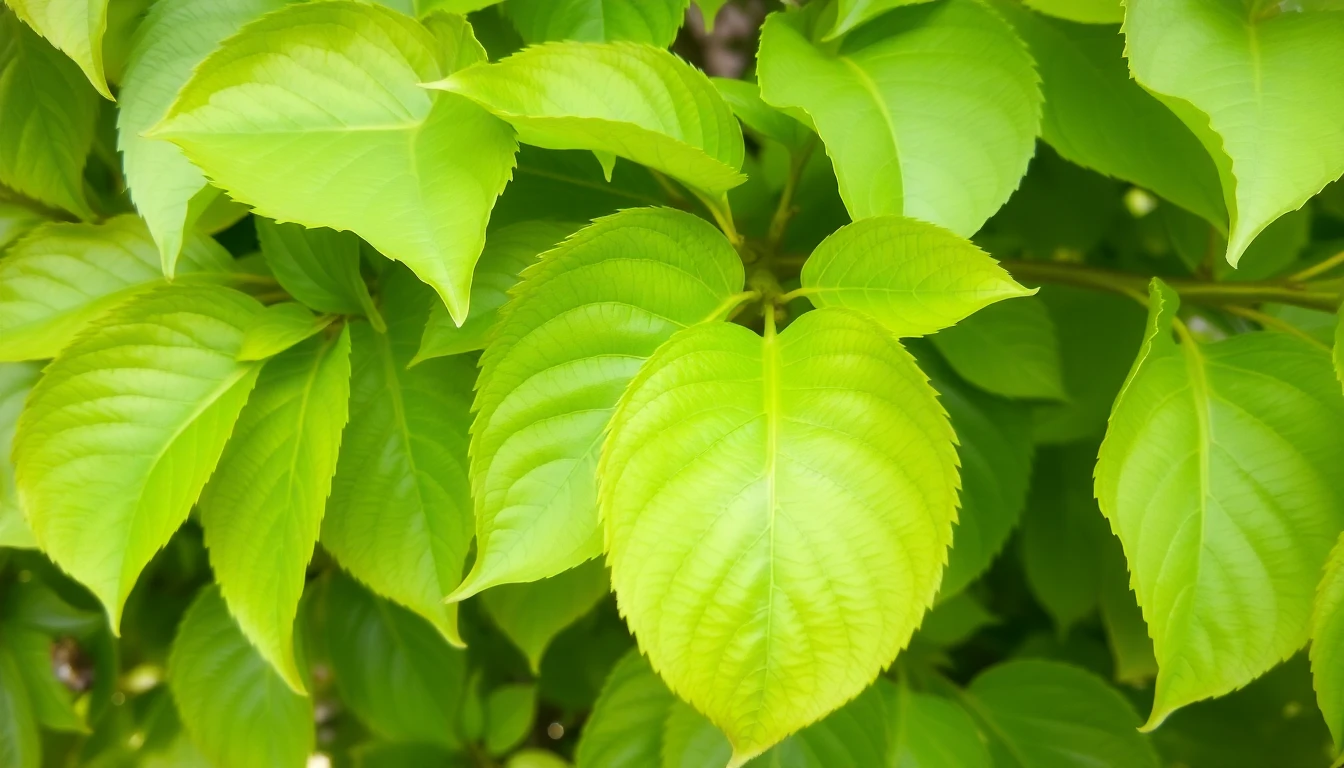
[1124, 0, 1344, 265]
[1096, 278, 1344, 728]
[118, 0, 290, 276]
[456, 208, 744, 601]
[799, 216, 1034, 337]
[151, 0, 517, 323]
[5, 0, 114, 99]
[758, 0, 1041, 236]
[14, 284, 264, 628]
[426, 41, 746, 198]
[601, 307, 958, 763]
[0, 215, 233, 362]
[199, 328, 352, 693]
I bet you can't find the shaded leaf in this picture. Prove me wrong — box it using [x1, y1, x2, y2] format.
[255, 218, 382, 325]
[505, 0, 689, 46]
[886, 684, 989, 768]
[482, 558, 610, 673]
[931, 297, 1066, 401]
[5, 0, 114, 98]
[236, 303, 334, 362]
[0, 363, 41, 548]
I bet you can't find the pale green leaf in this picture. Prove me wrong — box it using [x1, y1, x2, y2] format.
[1334, 305, 1343, 393]
[992, 4, 1224, 227]
[505, 0, 689, 46]
[414, 221, 577, 364]
[486, 684, 537, 756]
[1021, 0, 1121, 24]
[758, 1, 1041, 236]
[826, 0, 934, 40]
[236, 302, 335, 362]
[168, 586, 314, 768]
[886, 684, 989, 768]
[421, 10, 488, 72]
[799, 216, 1033, 337]
[454, 208, 744, 600]
[0, 12, 97, 219]
[601, 307, 958, 763]
[256, 219, 382, 328]
[426, 42, 746, 198]
[930, 297, 1066, 401]
[319, 572, 469, 750]
[5, 0, 113, 98]
[4, 628, 85, 732]
[118, 0, 290, 276]
[1124, 0, 1344, 265]
[1020, 447, 1111, 634]
[0, 643, 40, 768]
[711, 77, 812, 152]
[916, 349, 1031, 598]
[575, 650, 675, 768]
[321, 266, 476, 645]
[0, 215, 234, 362]
[15, 285, 264, 628]
[0, 362, 40, 548]
[482, 558, 610, 673]
[963, 660, 1158, 767]
[1096, 278, 1344, 727]
[199, 329, 351, 693]
[508, 750, 570, 768]
[152, 1, 518, 323]
[1313, 535, 1344, 752]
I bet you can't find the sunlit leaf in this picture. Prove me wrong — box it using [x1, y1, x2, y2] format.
[15, 284, 264, 627]
[0, 363, 40, 548]
[454, 208, 744, 600]
[5, 0, 113, 98]
[602, 307, 957, 762]
[758, 1, 1040, 236]
[1096, 278, 1344, 727]
[152, 1, 517, 323]
[505, 0, 689, 46]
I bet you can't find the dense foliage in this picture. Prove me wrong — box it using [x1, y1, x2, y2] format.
[1, 0, 1344, 766]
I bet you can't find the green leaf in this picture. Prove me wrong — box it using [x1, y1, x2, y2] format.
[1097, 531, 1157, 686]
[321, 267, 475, 644]
[426, 42, 746, 198]
[14, 284, 264, 627]
[1096, 278, 1344, 727]
[931, 297, 1066, 401]
[152, 1, 518, 323]
[505, 0, 689, 46]
[0, 642, 40, 768]
[825, 0, 934, 40]
[1313, 536, 1344, 753]
[913, 592, 997, 648]
[236, 303, 335, 362]
[118, 0, 290, 276]
[493, 146, 673, 228]
[886, 684, 990, 768]
[414, 221, 577, 364]
[1021, 0, 1121, 25]
[0, 362, 40, 549]
[575, 650, 675, 768]
[508, 751, 569, 768]
[454, 208, 744, 599]
[711, 77, 812, 152]
[601, 307, 958, 763]
[0, 215, 234, 362]
[692, 0, 727, 31]
[1031, 286, 1146, 444]
[1124, 0, 1344, 266]
[168, 586, 314, 768]
[963, 660, 1159, 767]
[0, 197, 48, 252]
[992, 4, 1224, 227]
[318, 572, 469, 750]
[916, 349, 1032, 598]
[758, 1, 1041, 236]
[1335, 305, 1343, 393]
[1019, 446, 1112, 635]
[0, 12, 97, 219]
[255, 219, 382, 327]
[482, 559, 610, 673]
[485, 683, 537, 756]
[3, 628, 85, 732]
[4, 0, 114, 98]
[199, 329, 351, 693]
[799, 216, 1033, 337]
